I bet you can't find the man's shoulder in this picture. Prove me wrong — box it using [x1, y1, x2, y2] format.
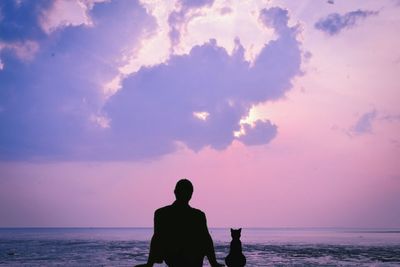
[155, 205, 173, 215]
[155, 205, 205, 217]
[190, 207, 205, 216]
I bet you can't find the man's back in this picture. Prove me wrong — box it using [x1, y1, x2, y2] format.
[137, 179, 223, 267]
[153, 202, 209, 266]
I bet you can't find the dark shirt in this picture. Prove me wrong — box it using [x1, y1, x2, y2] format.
[149, 201, 213, 266]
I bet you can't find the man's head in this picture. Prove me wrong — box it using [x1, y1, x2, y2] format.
[174, 179, 193, 203]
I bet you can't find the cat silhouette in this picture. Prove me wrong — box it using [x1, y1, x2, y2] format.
[225, 228, 246, 267]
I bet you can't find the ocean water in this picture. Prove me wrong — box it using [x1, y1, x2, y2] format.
[0, 228, 400, 266]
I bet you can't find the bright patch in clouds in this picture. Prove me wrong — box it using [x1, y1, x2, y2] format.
[40, 0, 93, 33]
[193, 111, 210, 121]
[90, 114, 110, 128]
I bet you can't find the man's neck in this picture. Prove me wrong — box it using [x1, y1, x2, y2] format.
[173, 200, 190, 207]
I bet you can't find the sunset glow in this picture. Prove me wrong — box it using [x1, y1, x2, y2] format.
[0, 0, 399, 228]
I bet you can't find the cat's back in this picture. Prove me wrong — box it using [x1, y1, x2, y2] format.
[225, 239, 246, 266]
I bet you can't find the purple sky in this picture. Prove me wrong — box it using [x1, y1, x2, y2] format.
[0, 0, 399, 227]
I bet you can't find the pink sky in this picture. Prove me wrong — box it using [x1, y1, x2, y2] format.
[0, 0, 399, 227]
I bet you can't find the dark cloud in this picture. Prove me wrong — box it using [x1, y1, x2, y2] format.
[381, 114, 400, 123]
[351, 110, 377, 134]
[315, 9, 378, 35]
[0, 5, 302, 161]
[260, 7, 291, 35]
[238, 121, 277, 146]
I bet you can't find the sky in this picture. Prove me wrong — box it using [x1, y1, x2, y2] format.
[0, 0, 399, 228]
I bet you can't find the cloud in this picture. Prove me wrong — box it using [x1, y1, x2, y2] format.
[0, 0, 51, 43]
[0, 0, 109, 65]
[0, 0, 156, 160]
[351, 110, 377, 135]
[40, 0, 95, 33]
[381, 114, 400, 123]
[219, 6, 232, 15]
[238, 121, 277, 146]
[168, 0, 214, 51]
[39, 0, 111, 34]
[102, 7, 302, 159]
[0, 5, 302, 161]
[0, 1, 49, 63]
[0, 41, 40, 61]
[314, 9, 378, 35]
[259, 6, 291, 35]
[346, 110, 400, 137]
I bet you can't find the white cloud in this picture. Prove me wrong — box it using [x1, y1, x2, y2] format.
[90, 114, 110, 128]
[0, 41, 39, 61]
[103, 0, 278, 101]
[193, 111, 210, 121]
[40, 0, 109, 33]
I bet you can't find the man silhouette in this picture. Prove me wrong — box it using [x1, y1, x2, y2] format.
[136, 179, 224, 267]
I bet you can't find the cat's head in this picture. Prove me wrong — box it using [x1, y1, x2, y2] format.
[230, 228, 242, 239]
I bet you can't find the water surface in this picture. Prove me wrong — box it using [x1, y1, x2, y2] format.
[1, 228, 399, 266]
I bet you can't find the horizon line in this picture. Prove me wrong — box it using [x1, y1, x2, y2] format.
[1, 226, 400, 230]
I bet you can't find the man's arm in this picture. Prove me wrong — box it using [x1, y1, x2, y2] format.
[144, 210, 163, 266]
[202, 213, 224, 267]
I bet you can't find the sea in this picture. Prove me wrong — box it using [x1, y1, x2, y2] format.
[0, 228, 399, 266]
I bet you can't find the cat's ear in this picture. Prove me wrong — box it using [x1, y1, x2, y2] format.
[230, 228, 234, 232]
[239, 228, 242, 232]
